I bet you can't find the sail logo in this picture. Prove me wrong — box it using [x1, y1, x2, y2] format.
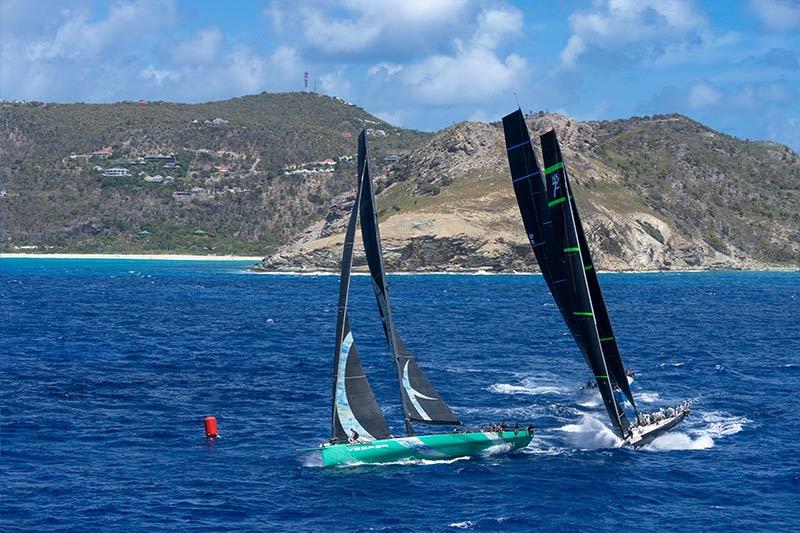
[402, 360, 436, 421]
[551, 174, 561, 198]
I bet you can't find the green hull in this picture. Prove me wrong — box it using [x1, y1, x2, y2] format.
[320, 431, 533, 467]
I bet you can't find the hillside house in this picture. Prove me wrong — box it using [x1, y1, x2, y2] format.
[91, 147, 113, 158]
[103, 167, 130, 177]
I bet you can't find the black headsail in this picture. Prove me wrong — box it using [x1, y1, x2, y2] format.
[330, 160, 391, 443]
[502, 110, 630, 436]
[357, 130, 461, 435]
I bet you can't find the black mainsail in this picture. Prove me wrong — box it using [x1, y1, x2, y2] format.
[357, 131, 461, 434]
[330, 159, 391, 443]
[502, 110, 632, 436]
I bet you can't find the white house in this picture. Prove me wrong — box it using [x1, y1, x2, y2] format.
[103, 167, 130, 177]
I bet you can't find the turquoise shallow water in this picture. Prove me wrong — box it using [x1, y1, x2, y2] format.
[2, 259, 799, 531]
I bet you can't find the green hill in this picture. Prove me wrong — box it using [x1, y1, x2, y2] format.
[0, 92, 429, 254]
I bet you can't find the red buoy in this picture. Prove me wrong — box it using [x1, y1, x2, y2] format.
[204, 416, 218, 438]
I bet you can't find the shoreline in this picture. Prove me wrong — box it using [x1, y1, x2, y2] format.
[1, 254, 796, 273]
[0, 253, 263, 261]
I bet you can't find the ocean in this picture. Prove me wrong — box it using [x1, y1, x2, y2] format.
[2, 259, 798, 531]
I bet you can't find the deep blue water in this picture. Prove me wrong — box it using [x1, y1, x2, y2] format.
[2, 259, 799, 531]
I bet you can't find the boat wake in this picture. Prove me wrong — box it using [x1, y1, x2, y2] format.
[641, 411, 750, 452]
[636, 392, 661, 403]
[642, 432, 714, 451]
[555, 415, 622, 449]
[334, 455, 473, 468]
[488, 378, 567, 396]
[300, 451, 324, 467]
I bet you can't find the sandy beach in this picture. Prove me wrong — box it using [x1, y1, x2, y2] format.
[0, 253, 263, 261]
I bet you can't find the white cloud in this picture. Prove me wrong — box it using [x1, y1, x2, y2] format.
[167, 27, 224, 65]
[319, 68, 351, 97]
[139, 65, 181, 86]
[398, 47, 526, 106]
[224, 45, 301, 94]
[560, 0, 708, 67]
[688, 83, 722, 108]
[366, 6, 528, 106]
[272, 0, 471, 60]
[27, 0, 175, 60]
[749, 0, 800, 30]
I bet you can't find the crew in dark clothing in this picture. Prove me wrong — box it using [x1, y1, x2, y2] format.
[513, 423, 520, 436]
[526, 425, 534, 435]
[349, 428, 360, 443]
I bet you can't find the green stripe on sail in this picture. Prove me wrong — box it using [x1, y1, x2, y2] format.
[548, 196, 566, 207]
[574, 311, 593, 317]
[563, 247, 580, 253]
[595, 375, 608, 379]
[600, 336, 614, 342]
[584, 265, 593, 270]
[545, 162, 564, 175]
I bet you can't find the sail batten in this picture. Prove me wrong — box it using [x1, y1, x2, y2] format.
[357, 131, 461, 431]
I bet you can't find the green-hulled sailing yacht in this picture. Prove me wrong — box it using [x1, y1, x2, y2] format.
[318, 130, 533, 466]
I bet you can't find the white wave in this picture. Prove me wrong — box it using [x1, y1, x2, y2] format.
[642, 411, 749, 452]
[556, 415, 622, 449]
[636, 392, 661, 403]
[699, 412, 750, 438]
[449, 521, 475, 529]
[488, 383, 565, 396]
[338, 455, 472, 468]
[658, 362, 684, 367]
[300, 452, 323, 467]
[481, 442, 514, 457]
[644, 432, 715, 451]
[577, 396, 601, 408]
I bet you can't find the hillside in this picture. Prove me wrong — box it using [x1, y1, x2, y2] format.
[0, 92, 429, 254]
[257, 113, 800, 272]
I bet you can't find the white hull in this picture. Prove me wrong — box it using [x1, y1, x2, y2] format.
[623, 408, 689, 448]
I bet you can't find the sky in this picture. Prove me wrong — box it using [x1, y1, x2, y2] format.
[1, 0, 799, 150]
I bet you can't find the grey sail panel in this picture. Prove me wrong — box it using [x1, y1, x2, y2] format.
[357, 130, 460, 426]
[539, 128, 630, 434]
[330, 163, 391, 442]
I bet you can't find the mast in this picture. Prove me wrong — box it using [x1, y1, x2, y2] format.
[357, 130, 460, 435]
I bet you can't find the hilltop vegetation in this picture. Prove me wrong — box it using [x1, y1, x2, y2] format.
[0, 92, 428, 254]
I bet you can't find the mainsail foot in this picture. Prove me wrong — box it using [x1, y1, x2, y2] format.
[622, 402, 691, 448]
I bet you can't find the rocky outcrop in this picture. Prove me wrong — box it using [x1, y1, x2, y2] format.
[254, 113, 799, 273]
